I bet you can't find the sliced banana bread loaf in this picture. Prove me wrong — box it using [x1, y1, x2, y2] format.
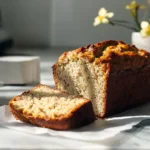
[53, 40, 150, 118]
[9, 84, 95, 130]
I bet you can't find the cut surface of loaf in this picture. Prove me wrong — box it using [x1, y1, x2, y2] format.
[9, 84, 95, 130]
[53, 40, 150, 118]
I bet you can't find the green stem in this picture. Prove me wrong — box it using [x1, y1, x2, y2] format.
[134, 8, 141, 30]
[113, 20, 131, 24]
[109, 21, 139, 31]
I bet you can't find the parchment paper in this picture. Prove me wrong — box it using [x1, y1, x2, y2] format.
[0, 104, 150, 141]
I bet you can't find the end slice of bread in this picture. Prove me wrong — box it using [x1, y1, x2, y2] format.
[9, 84, 95, 130]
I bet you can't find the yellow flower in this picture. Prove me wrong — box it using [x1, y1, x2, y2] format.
[126, 1, 145, 17]
[126, 1, 145, 10]
[140, 21, 150, 37]
[93, 8, 114, 26]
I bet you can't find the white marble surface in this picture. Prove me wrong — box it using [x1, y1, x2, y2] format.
[0, 48, 150, 149]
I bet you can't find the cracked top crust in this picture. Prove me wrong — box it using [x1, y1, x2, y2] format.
[56, 40, 150, 72]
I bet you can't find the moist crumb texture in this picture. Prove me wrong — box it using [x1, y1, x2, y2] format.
[9, 84, 96, 130]
[53, 40, 150, 117]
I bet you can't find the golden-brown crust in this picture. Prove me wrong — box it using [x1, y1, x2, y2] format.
[54, 40, 150, 72]
[9, 84, 96, 130]
[105, 65, 150, 117]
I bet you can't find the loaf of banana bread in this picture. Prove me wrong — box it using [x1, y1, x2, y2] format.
[53, 40, 150, 117]
[9, 84, 95, 130]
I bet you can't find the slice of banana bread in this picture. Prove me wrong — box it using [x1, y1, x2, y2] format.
[9, 84, 95, 130]
[52, 40, 150, 118]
